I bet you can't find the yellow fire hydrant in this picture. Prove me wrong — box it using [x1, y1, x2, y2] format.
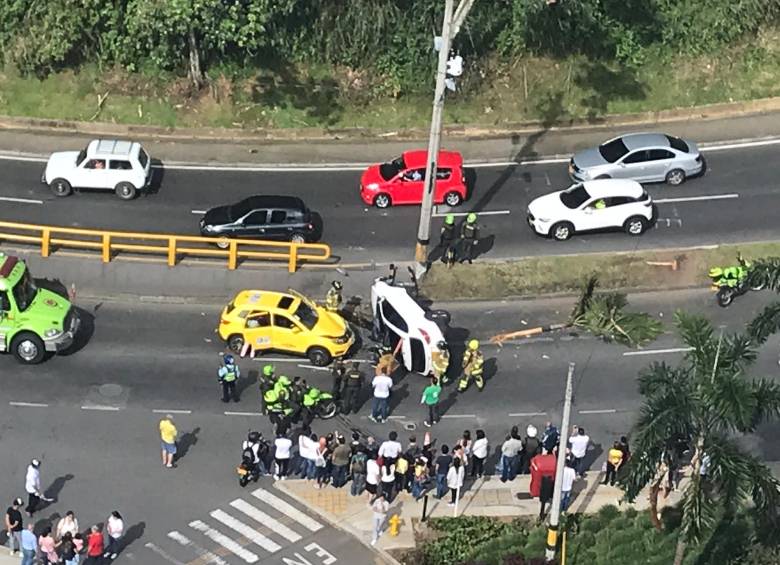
[388, 514, 402, 537]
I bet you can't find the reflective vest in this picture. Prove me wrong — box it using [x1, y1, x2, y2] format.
[432, 350, 450, 375]
[264, 389, 283, 412]
[462, 350, 484, 376]
[303, 392, 318, 407]
[325, 288, 342, 310]
[221, 365, 238, 383]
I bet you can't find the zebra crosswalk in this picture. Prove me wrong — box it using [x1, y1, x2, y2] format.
[142, 487, 326, 564]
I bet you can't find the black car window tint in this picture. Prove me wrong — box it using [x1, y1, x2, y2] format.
[277, 296, 294, 309]
[273, 314, 295, 329]
[665, 135, 689, 153]
[649, 149, 674, 161]
[622, 151, 648, 164]
[436, 168, 452, 180]
[598, 138, 629, 163]
[381, 300, 408, 332]
[109, 160, 131, 170]
[270, 210, 286, 223]
[560, 184, 591, 209]
[244, 210, 267, 225]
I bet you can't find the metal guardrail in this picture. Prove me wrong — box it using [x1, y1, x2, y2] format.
[0, 221, 331, 272]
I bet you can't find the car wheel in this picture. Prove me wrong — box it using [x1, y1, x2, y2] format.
[289, 233, 307, 244]
[227, 334, 245, 353]
[317, 400, 339, 420]
[307, 346, 332, 367]
[624, 216, 647, 236]
[665, 169, 685, 186]
[374, 194, 391, 209]
[50, 178, 72, 197]
[11, 332, 46, 364]
[115, 182, 137, 200]
[444, 191, 462, 207]
[216, 237, 231, 249]
[551, 222, 574, 241]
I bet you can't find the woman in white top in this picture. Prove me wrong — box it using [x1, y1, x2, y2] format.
[446, 458, 465, 506]
[470, 429, 489, 479]
[274, 433, 293, 479]
[365, 458, 380, 500]
[104, 510, 124, 560]
[55, 510, 79, 542]
[370, 494, 389, 546]
[379, 461, 396, 501]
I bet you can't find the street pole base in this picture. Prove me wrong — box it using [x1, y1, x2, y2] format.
[414, 242, 429, 263]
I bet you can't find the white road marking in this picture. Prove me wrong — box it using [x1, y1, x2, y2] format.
[161, 164, 367, 173]
[191, 210, 206, 215]
[167, 531, 228, 565]
[297, 364, 330, 372]
[623, 347, 693, 356]
[0, 196, 43, 204]
[432, 209, 511, 218]
[9, 401, 49, 408]
[144, 543, 187, 565]
[251, 488, 323, 532]
[229, 499, 301, 544]
[655, 193, 738, 204]
[152, 409, 192, 414]
[211, 508, 285, 551]
[224, 411, 264, 417]
[0, 154, 46, 163]
[81, 405, 121, 411]
[578, 409, 618, 415]
[701, 138, 780, 152]
[468, 157, 570, 168]
[386, 415, 407, 420]
[440, 414, 477, 419]
[544, 172, 551, 186]
[188, 520, 259, 563]
[252, 357, 370, 364]
[508, 412, 547, 417]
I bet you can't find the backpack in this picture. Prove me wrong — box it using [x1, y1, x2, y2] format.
[351, 452, 367, 474]
[242, 447, 255, 462]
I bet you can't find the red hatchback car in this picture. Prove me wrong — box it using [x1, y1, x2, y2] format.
[360, 150, 467, 208]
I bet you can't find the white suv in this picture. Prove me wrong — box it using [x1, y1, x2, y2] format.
[42, 139, 152, 200]
[527, 179, 654, 241]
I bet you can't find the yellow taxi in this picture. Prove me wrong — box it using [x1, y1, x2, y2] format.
[218, 289, 355, 366]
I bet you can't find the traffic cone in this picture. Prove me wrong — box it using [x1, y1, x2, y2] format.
[240, 341, 251, 358]
[424, 431, 431, 447]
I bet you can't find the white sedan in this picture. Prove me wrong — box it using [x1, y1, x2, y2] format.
[527, 179, 654, 241]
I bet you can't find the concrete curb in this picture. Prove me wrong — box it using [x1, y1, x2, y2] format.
[0, 97, 779, 145]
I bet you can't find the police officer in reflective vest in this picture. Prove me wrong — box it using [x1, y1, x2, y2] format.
[341, 361, 363, 414]
[325, 281, 343, 312]
[458, 340, 485, 392]
[459, 213, 479, 264]
[301, 387, 321, 429]
[439, 214, 457, 265]
[218, 354, 241, 402]
[331, 358, 346, 404]
[267, 376, 292, 434]
[432, 341, 451, 384]
[258, 364, 276, 414]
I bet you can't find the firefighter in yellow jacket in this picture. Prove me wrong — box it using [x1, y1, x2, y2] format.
[458, 339, 484, 392]
[325, 280, 343, 312]
[431, 341, 450, 383]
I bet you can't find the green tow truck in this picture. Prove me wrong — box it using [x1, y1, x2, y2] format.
[0, 253, 80, 364]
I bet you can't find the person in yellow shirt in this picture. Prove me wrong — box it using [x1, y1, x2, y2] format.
[159, 415, 178, 469]
[603, 441, 624, 486]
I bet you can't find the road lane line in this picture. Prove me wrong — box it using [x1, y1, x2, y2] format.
[432, 209, 511, 218]
[144, 542, 188, 565]
[229, 499, 299, 544]
[701, 138, 780, 152]
[440, 414, 477, 419]
[161, 164, 367, 172]
[167, 531, 228, 565]
[224, 411, 263, 417]
[578, 409, 618, 414]
[0, 196, 44, 204]
[152, 409, 192, 414]
[623, 347, 693, 356]
[253, 357, 370, 364]
[9, 401, 49, 408]
[508, 412, 547, 417]
[655, 194, 738, 204]
[251, 488, 323, 532]
[297, 364, 330, 372]
[0, 154, 47, 163]
[188, 520, 259, 563]
[81, 405, 121, 411]
[191, 210, 206, 215]
[212, 508, 285, 551]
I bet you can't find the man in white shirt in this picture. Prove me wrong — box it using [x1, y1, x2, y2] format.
[378, 431, 403, 464]
[24, 460, 42, 517]
[560, 462, 577, 512]
[273, 434, 293, 480]
[568, 427, 590, 479]
[370, 372, 393, 424]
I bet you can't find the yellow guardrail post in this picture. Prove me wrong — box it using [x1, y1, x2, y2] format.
[101, 233, 111, 263]
[41, 228, 51, 258]
[228, 240, 238, 270]
[167, 237, 177, 267]
[288, 243, 298, 273]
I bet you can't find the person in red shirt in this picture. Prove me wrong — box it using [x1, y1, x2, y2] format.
[86, 525, 104, 563]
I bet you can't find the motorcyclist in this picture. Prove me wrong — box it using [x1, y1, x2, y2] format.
[287, 377, 307, 424]
[241, 431, 268, 476]
[341, 361, 363, 415]
[458, 339, 485, 392]
[325, 281, 343, 312]
[431, 341, 450, 384]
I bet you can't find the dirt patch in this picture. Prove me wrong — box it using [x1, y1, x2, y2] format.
[421, 242, 780, 300]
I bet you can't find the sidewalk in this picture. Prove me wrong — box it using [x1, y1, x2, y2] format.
[0, 552, 19, 565]
[275, 472, 684, 559]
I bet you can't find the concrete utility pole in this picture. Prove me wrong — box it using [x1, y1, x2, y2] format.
[414, 0, 476, 265]
[545, 362, 575, 562]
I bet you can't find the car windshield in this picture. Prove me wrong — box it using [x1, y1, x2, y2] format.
[12, 269, 38, 312]
[138, 148, 149, 168]
[76, 149, 87, 166]
[559, 184, 591, 209]
[665, 135, 689, 153]
[229, 199, 254, 221]
[292, 301, 318, 330]
[598, 138, 629, 163]
[378, 156, 405, 181]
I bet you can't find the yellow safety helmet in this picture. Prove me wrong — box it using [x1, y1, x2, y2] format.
[468, 339, 479, 350]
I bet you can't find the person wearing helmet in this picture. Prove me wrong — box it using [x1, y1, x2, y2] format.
[458, 339, 484, 392]
[325, 280, 343, 312]
[301, 386, 322, 429]
[438, 214, 457, 265]
[431, 341, 450, 384]
[331, 358, 347, 405]
[218, 353, 241, 403]
[258, 364, 276, 415]
[342, 361, 364, 414]
[458, 213, 479, 264]
[242, 431, 269, 476]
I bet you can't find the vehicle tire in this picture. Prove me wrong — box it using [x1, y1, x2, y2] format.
[50, 178, 72, 197]
[11, 332, 46, 365]
[317, 400, 338, 420]
[665, 169, 686, 186]
[216, 237, 231, 249]
[444, 191, 462, 207]
[115, 182, 137, 200]
[551, 222, 574, 241]
[307, 346, 332, 367]
[624, 216, 647, 236]
[717, 287, 735, 308]
[594, 175, 612, 180]
[239, 474, 249, 488]
[374, 194, 391, 209]
[227, 334, 245, 353]
[750, 280, 766, 292]
[289, 233, 307, 244]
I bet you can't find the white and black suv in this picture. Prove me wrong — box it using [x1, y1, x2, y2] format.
[42, 139, 152, 200]
[527, 179, 654, 241]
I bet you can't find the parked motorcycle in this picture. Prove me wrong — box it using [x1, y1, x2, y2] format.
[306, 387, 339, 420]
[237, 451, 260, 487]
[708, 254, 765, 307]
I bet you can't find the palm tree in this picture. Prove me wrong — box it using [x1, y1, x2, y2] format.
[620, 312, 780, 565]
[747, 257, 780, 344]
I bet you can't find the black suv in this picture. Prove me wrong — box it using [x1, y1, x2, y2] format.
[199, 195, 320, 245]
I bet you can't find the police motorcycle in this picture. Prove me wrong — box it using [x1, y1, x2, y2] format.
[303, 386, 338, 420]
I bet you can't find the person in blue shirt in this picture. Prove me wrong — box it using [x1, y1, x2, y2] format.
[218, 354, 241, 403]
[20, 523, 37, 565]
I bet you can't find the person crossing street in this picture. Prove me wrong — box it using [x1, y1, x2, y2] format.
[458, 340, 485, 392]
[421, 376, 442, 427]
[341, 362, 364, 414]
[458, 213, 479, 264]
[431, 341, 450, 384]
[218, 354, 240, 403]
[325, 281, 343, 312]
